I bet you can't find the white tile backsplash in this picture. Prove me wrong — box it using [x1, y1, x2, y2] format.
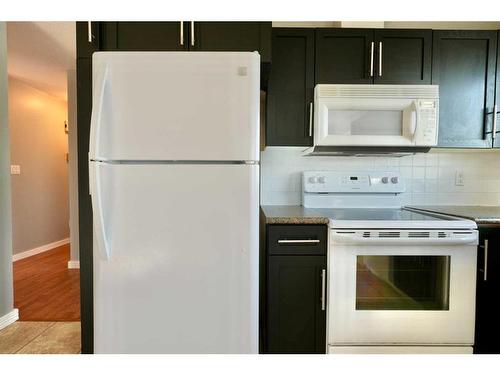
[260, 147, 500, 206]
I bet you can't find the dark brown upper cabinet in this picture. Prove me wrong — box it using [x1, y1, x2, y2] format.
[373, 29, 432, 84]
[315, 28, 373, 84]
[99, 22, 188, 51]
[266, 28, 315, 146]
[191, 22, 271, 62]
[432, 30, 498, 148]
[98, 21, 271, 60]
[315, 28, 432, 85]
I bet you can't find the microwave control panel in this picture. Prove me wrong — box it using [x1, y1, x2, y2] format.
[416, 100, 438, 145]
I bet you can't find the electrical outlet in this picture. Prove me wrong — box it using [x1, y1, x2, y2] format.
[455, 171, 464, 186]
[10, 165, 21, 175]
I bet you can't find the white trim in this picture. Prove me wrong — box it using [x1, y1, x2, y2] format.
[67, 260, 80, 269]
[0, 309, 19, 331]
[12, 238, 70, 262]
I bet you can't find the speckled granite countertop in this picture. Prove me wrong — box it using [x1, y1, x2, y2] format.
[407, 206, 500, 225]
[261, 205, 330, 225]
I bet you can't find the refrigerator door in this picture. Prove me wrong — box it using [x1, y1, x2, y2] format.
[89, 52, 260, 162]
[90, 162, 259, 353]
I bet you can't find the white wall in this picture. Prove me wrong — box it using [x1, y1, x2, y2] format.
[272, 21, 500, 29]
[8, 77, 69, 254]
[0, 22, 14, 320]
[261, 147, 500, 206]
[67, 70, 79, 264]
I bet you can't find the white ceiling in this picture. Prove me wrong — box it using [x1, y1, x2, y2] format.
[7, 22, 76, 101]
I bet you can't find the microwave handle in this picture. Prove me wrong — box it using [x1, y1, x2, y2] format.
[410, 101, 419, 139]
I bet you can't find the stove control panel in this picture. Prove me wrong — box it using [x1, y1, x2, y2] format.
[303, 171, 405, 194]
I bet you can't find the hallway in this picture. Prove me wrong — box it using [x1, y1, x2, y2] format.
[14, 244, 80, 321]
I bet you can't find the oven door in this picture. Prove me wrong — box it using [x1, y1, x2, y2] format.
[328, 230, 478, 346]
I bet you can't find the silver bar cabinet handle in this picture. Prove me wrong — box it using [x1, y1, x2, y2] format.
[309, 102, 313, 137]
[180, 21, 184, 45]
[378, 42, 383, 76]
[493, 105, 498, 140]
[87, 21, 92, 43]
[321, 269, 326, 311]
[277, 239, 320, 244]
[484, 239, 489, 281]
[370, 42, 374, 77]
[190, 21, 195, 46]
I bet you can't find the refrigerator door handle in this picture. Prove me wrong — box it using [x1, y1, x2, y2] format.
[89, 65, 109, 160]
[89, 162, 111, 260]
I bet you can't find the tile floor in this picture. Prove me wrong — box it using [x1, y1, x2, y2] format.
[0, 321, 81, 354]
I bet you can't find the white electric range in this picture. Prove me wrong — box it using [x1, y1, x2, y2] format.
[302, 171, 478, 354]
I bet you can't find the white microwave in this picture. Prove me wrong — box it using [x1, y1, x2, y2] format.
[306, 84, 439, 155]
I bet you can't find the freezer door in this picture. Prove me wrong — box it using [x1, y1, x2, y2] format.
[89, 52, 260, 161]
[91, 163, 259, 353]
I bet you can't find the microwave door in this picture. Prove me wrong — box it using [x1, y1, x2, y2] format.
[316, 98, 415, 147]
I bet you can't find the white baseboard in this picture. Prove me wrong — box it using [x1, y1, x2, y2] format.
[67, 260, 80, 269]
[0, 309, 19, 331]
[12, 238, 70, 262]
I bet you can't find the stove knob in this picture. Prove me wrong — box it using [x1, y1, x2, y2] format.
[381, 177, 389, 184]
[308, 176, 317, 184]
[391, 177, 399, 184]
[317, 176, 325, 184]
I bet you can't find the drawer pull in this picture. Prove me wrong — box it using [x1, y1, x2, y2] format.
[277, 239, 320, 244]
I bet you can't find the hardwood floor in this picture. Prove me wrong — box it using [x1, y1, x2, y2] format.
[13, 244, 80, 321]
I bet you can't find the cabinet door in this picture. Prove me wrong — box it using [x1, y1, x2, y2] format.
[373, 29, 432, 84]
[76, 22, 100, 58]
[494, 30, 500, 148]
[266, 29, 315, 146]
[76, 58, 94, 354]
[267, 256, 327, 354]
[191, 22, 271, 62]
[100, 22, 188, 51]
[432, 30, 497, 148]
[315, 28, 374, 84]
[474, 229, 500, 354]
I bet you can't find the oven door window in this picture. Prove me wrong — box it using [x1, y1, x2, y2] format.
[356, 256, 450, 310]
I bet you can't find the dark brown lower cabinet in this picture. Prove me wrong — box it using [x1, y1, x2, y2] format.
[474, 227, 500, 353]
[265, 225, 327, 354]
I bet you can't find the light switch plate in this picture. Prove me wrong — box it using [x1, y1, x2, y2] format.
[10, 165, 21, 175]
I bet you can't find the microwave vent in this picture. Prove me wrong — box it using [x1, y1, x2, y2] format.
[316, 84, 439, 99]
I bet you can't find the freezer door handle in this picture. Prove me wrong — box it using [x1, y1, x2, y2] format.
[89, 162, 111, 260]
[89, 65, 108, 160]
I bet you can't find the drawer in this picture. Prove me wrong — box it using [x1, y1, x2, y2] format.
[267, 225, 327, 256]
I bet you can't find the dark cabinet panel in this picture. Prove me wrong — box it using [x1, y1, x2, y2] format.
[267, 255, 327, 354]
[373, 29, 432, 84]
[76, 58, 94, 354]
[494, 30, 500, 148]
[474, 228, 500, 354]
[76, 22, 100, 58]
[193, 22, 271, 62]
[432, 30, 497, 148]
[266, 28, 315, 146]
[315, 28, 373, 84]
[100, 22, 188, 51]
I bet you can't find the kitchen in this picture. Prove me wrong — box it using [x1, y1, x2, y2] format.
[1, 5, 500, 372]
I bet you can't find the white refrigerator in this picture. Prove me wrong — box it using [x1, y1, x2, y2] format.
[88, 52, 260, 353]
